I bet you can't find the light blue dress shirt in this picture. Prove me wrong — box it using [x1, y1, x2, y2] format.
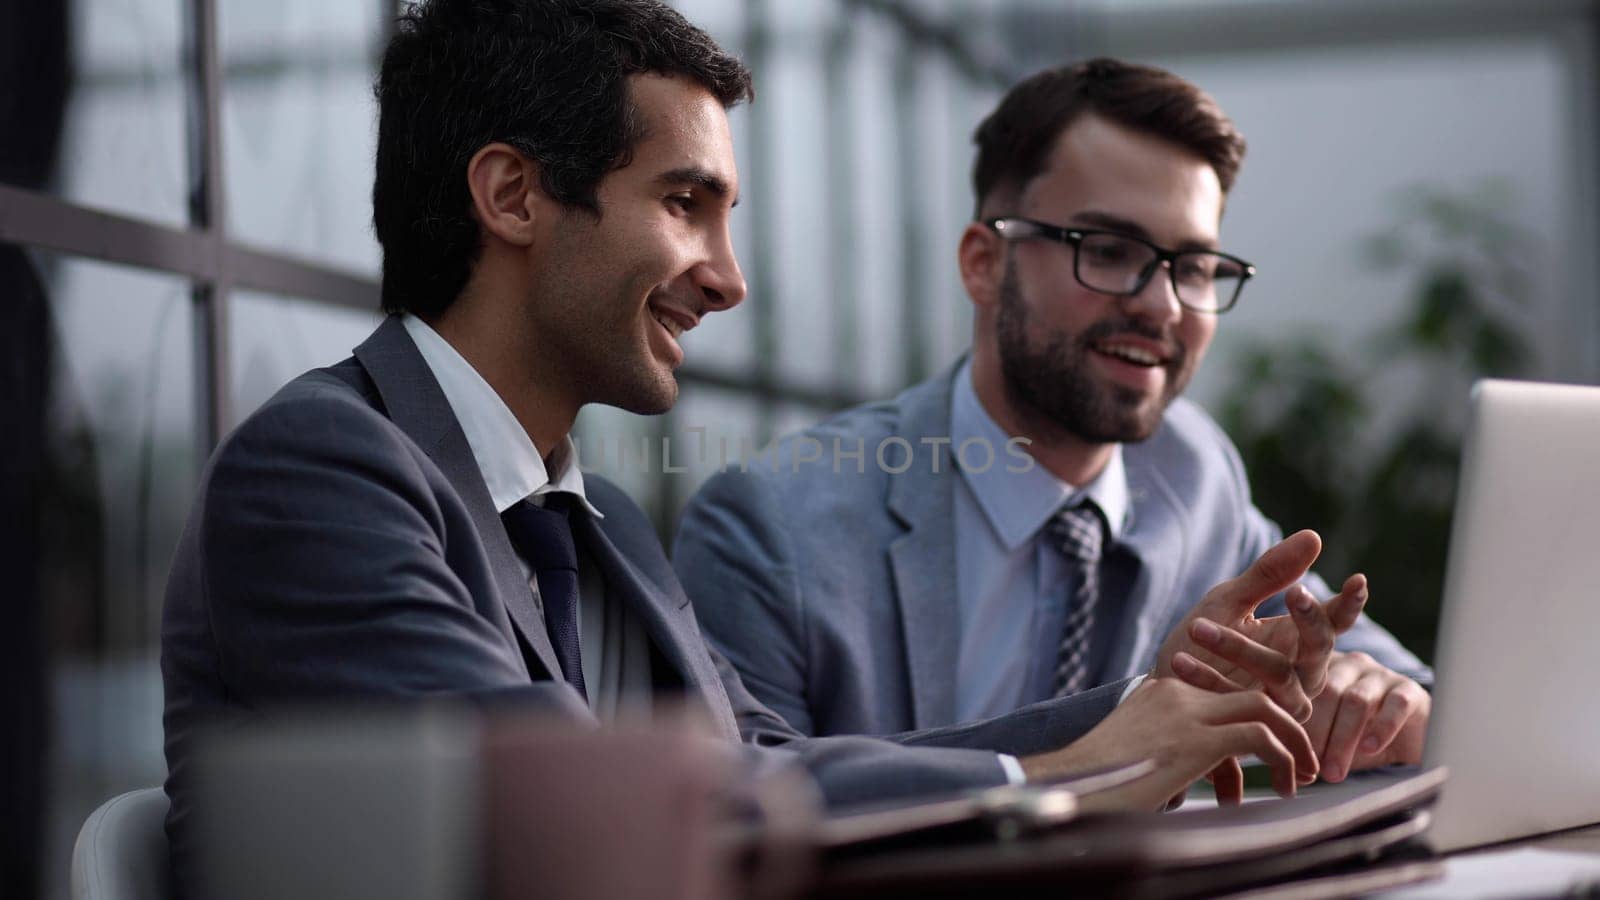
[950, 359, 1131, 723]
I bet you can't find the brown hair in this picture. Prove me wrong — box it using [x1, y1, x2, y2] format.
[971, 57, 1245, 216]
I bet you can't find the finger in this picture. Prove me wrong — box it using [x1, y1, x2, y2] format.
[1202, 530, 1322, 621]
[1323, 652, 1364, 694]
[1325, 573, 1369, 634]
[1191, 618, 1313, 722]
[1306, 655, 1360, 765]
[1356, 680, 1425, 762]
[1321, 672, 1386, 782]
[1164, 792, 1187, 811]
[1213, 722, 1298, 799]
[1206, 691, 1319, 784]
[1210, 757, 1244, 806]
[1286, 585, 1335, 698]
[1304, 685, 1340, 759]
[1172, 651, 1248, 693]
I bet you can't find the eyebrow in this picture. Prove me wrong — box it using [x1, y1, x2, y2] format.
[658, 167, 740, 208]
[1067, 209, 1217, 252]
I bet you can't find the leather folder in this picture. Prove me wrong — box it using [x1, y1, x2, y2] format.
[809, 767, 1448, 899]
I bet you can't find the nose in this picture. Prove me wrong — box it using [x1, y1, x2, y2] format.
[1120, 259, 1183, 328]
[693, 227, 746, 313]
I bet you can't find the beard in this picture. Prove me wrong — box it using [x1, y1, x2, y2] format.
[610, 368, 678, 416]
[994, 257, 1190, 444]
[575, 321, 679, 416]
[605, 292, 686, 416]
[533, 272, 681, 417]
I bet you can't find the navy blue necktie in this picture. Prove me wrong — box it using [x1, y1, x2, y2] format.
[500, 495, 587, 702]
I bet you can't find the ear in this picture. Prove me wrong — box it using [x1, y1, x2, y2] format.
[466, 142, 543, 247]
[958, 221, 1005, 311]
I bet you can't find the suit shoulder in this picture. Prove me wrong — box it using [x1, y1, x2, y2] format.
[229, 366, 378, 433]
[209, 363, 415, 481]
[686, 403, 894, 525]
[783, 397, 905, 454]
[710, 376, 944, 495]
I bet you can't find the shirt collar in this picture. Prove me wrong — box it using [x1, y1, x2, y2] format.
[402, 314, 601, 518]
[950, 358, 1128, 551]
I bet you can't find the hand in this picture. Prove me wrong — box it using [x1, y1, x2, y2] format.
[1018, 677, 1317, 810]
[1153, 530, 1369, 722]
[1306, 651, 1430, 782]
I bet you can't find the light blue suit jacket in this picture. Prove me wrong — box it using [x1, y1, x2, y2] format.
[673, 367, 1430, 738]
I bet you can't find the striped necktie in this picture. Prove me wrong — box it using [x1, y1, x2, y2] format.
[1048, 501, 1106, 698]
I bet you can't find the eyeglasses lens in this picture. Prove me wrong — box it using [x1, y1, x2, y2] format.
[1074, 233, 1243, 312]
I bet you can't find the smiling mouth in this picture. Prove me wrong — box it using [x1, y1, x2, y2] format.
[647, 299, 698, 341]
[1092, 340, 1167, 368]
[651, 309, 686, 338]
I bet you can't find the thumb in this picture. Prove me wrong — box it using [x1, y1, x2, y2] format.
[1204, 530, 1322, 621]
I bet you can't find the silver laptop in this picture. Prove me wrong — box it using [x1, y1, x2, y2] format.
[1181, 379, 1600, 851]
[1421, 378, 1600, 851]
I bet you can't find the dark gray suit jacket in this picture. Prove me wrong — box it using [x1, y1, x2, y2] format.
[674, 368, 1430, 738]
[161, 318, 1122, 890]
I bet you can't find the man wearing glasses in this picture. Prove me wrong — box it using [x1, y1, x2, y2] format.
[675, 58, 1432, 788]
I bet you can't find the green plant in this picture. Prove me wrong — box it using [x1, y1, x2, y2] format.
[1218, 180, 1534, 663]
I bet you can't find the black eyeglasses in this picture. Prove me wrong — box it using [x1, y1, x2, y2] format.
[985, 217, 1256, 314]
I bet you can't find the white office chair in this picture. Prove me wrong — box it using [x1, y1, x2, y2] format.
[70, 788, 173, 900]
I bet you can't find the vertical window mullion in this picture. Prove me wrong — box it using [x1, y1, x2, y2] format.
[187, 0, 230, 449]
[742, 0, 779, 440]
[824, 12, 861, 399]
[892, 42, 928, 387]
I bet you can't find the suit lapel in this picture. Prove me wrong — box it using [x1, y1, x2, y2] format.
[886, 372, 963, 729]
[1101, 459, 1184, 679]
[570, 510, 740, 740]
[352, 316, 563, 683]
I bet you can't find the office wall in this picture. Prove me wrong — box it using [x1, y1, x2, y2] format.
[1148, 35, 1597, 417]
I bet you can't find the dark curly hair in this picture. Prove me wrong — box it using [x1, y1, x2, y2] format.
[972, 57, 1245, 216]
[372, 0, 754, 317]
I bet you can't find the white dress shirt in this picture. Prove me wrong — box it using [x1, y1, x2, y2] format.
[402, 314, 653, 720]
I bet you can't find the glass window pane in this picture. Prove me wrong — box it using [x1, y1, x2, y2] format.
[915, 55, 974, 375]
[219, 1, 386, 275]
[572, 403, 671, 527]
[228, 291, 383, 421]
[1, 245, 199, 897]
[572, 386, 820, 540]
[691, 104, 757, 375]
[771, 401, 834, 443]
[670, 0, 745, 39]
[655, 385, 772, 532]
[35, 251, 199, 651]
[764, 41, 837, 391]
[848, 14, 913, 395]
[0, 1, 191, 226]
